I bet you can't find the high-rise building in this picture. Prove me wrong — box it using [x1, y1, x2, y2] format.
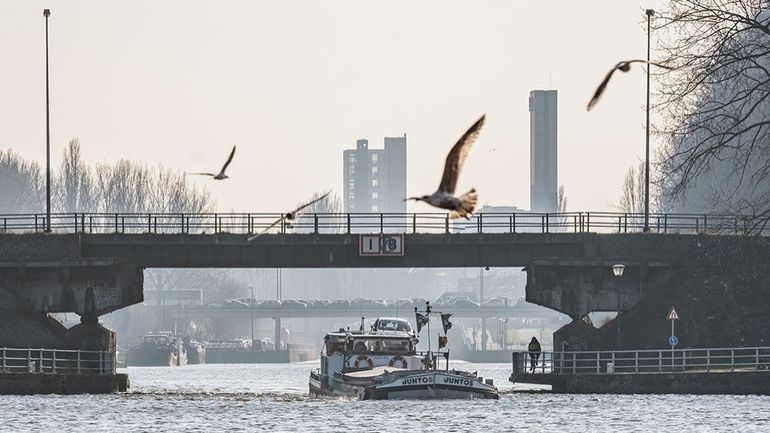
[343, 134, 407, 214]
[529, 89, 558, 213]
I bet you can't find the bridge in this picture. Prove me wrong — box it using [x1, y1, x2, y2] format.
[166, 304, 560, 320]
[1, 211, 768, 357]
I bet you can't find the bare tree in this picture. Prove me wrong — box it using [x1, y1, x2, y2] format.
[557, 184, 567, 213]
[618, 162, 646, 214]
[295, 190, 343, 233]
[654, 0, 770, 219]
[0, 149, 44, 213]
[56, 138, 94, 212]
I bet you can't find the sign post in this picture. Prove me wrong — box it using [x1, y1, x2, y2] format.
[667, 306, 680, 367]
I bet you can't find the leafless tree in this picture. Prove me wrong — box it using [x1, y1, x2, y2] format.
[295, 190, 343, 233]
[56, 138, 94, 212]
[0, 149, 44, 214]
[654, 0, 770, 221]
[618, 162, 646, 214]
[557, 184, 567, 213]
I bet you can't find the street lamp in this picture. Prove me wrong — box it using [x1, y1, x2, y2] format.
[644, 8, 655, 233]
[612, 264, 626, 350]
[43, 9, 52, 233]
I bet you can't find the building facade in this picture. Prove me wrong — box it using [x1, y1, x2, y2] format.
[343, 134, 407, 214]
[529, 89, 558, 213]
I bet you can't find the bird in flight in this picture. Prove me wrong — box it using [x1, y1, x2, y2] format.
[247, 191, 332, 241]
[404, 114, 485, 219]
[188, 145, 236, 180]
[586, 60, 674, 111]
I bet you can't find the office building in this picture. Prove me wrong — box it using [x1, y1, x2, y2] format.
[529, 89, 558, 213]
[343, 134, 407, 214]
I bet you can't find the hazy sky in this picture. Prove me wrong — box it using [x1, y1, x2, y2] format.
[0, 0, 668, 213]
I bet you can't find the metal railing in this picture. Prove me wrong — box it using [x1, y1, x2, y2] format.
[514, 347, 770, 376]
[0, 211, 767, 235]
[0, 347, 114, 375]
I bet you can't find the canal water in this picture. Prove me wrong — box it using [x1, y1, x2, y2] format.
[1, 361, 768, 432]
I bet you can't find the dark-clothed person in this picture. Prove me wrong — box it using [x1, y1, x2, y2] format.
[528, 337, 542, 373]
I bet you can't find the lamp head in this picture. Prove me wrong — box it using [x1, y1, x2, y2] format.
[43, 9, 50, 17]
[612, 264, 626, 277]
[646, 9, 655, 17]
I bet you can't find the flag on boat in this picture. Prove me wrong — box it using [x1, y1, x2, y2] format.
[438, 335, 448, 349]
[415, 312, 429, 332]
[440, 313, 453, 334]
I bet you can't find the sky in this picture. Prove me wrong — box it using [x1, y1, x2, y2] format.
[0, 0, 668, 213]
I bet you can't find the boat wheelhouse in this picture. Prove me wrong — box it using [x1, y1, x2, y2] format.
[309, 321, 422, 397]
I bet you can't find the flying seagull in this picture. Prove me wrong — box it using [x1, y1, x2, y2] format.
[404, 114, 485, 219]
[247, 191, 332, 241]
[586, 60, 674, 111]
[188, 145, 236, 180]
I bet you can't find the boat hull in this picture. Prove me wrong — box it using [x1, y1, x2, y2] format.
[361, 371, 499, 400]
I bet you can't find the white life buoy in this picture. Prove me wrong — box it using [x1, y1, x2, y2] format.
[389, 355, 408, 369]
[354, 355, 373, 369]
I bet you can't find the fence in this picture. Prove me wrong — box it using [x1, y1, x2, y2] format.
[0, 347, 114, 375]
[0, 211, 767, 236]
[514, 347, 770, 376]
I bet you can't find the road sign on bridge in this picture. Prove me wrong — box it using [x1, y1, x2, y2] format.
[359, 234, 404, 256]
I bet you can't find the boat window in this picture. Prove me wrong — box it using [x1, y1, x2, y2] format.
[376, 319, 413, 333]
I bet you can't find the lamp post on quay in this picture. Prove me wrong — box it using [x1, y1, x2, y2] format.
[43, 8, 52, 233]
[612, 264, 626, 350]
[644, 8, 655, 233]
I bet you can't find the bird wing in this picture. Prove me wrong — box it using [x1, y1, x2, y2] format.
[587, 60, 674, 111]
[187, 172, 216, 177]
[247, 216, 284, 241]
[438, 115, 485, 194]
[292, 190, 332, 218]
[219, 145, 236, 175]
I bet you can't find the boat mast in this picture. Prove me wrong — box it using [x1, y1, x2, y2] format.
[426, 302, 432, 368]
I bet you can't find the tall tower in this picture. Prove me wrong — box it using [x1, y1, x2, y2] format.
[529, 90, 558, 213]
[343, 134, 407, 214]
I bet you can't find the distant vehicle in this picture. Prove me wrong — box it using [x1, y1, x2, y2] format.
[313, 300, 332, 308]
[328, 299, 350, 308]
[281, 299, 308, 309]
[225, 299, 249, 309]
[351, 298, 378, 308]
[411, 298, 429, 308]
[451, 298, 479, 309]
[483, 297, 508, 307]
[207, 302, 223, 308]
[259, 300, 282, 308]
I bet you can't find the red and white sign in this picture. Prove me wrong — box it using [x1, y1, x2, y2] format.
[667, 306, 680, 321]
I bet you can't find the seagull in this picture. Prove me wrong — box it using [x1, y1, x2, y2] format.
[187, 145, 236, 180]
[404, 114, 485, 219]
[247, 191, 332, 241]
[586, 60, 674, 111]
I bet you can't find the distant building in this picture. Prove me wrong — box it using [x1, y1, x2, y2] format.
[343, 134, 407, 214]
[529, 90, 558, 213]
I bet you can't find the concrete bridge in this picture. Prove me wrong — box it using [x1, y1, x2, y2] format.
[0, 211, 766, 352]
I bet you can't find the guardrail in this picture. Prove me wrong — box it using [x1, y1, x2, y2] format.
[0, 347, 114, 375]
[0, 211, 767, 235]
[514, 347, 770, 376]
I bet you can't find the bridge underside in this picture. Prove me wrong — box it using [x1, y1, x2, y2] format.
[0, 231, 716, 350]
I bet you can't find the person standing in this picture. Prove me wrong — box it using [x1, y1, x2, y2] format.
[528, 337, 542, 373]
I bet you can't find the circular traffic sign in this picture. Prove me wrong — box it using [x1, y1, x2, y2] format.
[669, 336, 679, 346]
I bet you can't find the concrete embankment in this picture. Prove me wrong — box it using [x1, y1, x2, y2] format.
[546, 371, 770, 394]
[0, 372, 129, 395]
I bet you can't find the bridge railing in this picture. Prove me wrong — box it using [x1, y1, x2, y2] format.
[0, 211, 767, 235]
[0, 347, 114, 375]
[513, 347, 770, 376]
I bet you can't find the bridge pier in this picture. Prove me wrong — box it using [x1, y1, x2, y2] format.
[274, 317, 281, 351]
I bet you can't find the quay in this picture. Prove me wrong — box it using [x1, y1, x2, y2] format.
[0, 347, 127, 394]
[510, 347, 770, 394]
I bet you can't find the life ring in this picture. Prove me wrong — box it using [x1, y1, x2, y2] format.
[389, 355, 408, 369]
[353, 355, 373, 369]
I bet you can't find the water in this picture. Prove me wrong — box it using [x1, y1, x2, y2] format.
[1, 361, 769, 432]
